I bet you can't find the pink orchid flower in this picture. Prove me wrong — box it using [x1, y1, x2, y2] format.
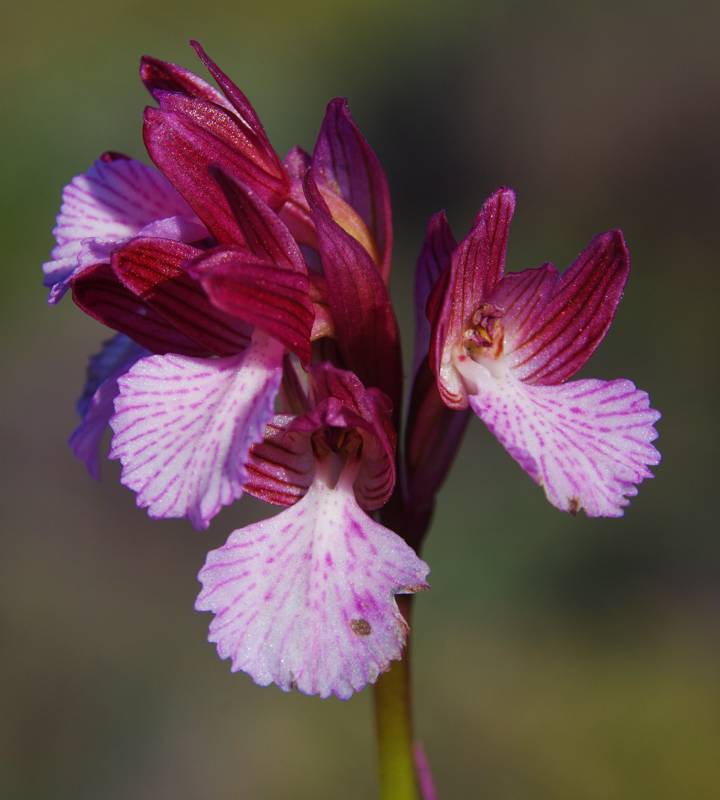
[196, 364, 428, 699]
[45, 38, 661, 728]
[427, 188, 660, 517]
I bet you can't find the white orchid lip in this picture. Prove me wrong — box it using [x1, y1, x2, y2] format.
[196, 462, 429, 699]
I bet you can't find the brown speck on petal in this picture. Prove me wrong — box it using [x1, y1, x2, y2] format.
[568, 497, 580, 515]
[350, 618, 372, 636]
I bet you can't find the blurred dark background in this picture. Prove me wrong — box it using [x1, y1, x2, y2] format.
[2, 1, 719, 797]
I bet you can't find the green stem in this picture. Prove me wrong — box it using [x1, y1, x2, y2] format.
[373, 596, 420, 800]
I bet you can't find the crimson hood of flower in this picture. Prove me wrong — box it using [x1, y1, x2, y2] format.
[425, 188, 661, 517]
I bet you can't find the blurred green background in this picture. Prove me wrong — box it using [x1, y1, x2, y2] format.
[2, 1, 719, 797]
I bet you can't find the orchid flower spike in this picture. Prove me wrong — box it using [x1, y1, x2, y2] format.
[44, 37, 663, 726]
[196, 365, 429, 698]
[427, 188, 661, 517]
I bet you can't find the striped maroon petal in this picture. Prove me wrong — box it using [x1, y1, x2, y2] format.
[71, 263, 209, 356]
[305, 170, 403, 413]
[461, 359, 661, 517]
[140, 54, 233, 109]
[196, 471, 428, 699]
[109, 332, 284, 530]
[189, 247, 313, 363]
[189, 41, 284, 178]
[278, 146, 317, 250]
[111, 237, 250, 356]
[210, 168, 305, 270]
[312, 99, 393, 281]
[430, 188, 515, 409]
[244, 415, 315, 507]
[143, 94, 288, 244]
[495, 231, 631, 385]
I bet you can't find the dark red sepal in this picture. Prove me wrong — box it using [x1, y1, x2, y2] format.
[497, 230, 631, 385]
[405, 357, 471, 508]
[312, 99, 393, 281]
[304, 170, 402, 414]
[189, 247, 313, 364]
[413, 210, 456, 376]
[111, 238, 250, 356]
[189, 41, 284, 177]
[210, 168, 305, 270]
[140, 54, 229, 107]
[71, 263, 208, 356]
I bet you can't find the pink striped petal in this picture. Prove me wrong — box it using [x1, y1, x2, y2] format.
[196, 474, 429, 699]
[461, 361, 660, 516]
[69, 334, 146, 479]
[109, 332, 283, 529]
[493, 232, 630, 385]
[430, 188, 515, 408]
[44, 157, 198, 302]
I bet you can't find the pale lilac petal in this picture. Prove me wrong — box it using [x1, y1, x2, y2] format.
[44, 158, 199, 302]
[109, 332, 283, 529]
[69, 334, 146, 478]
[45, 256, 78, 302]
[136, 214, 208, 243]
[462, 362, 661, 516]
[53, 158, 193, 246]
[196, 476, 429, 699]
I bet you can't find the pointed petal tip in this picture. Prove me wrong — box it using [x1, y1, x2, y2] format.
[471, 187, 516, 232]
[487, 185, 516, 204]
[326, 96, 350, 114]
[189, 39, 205, 59]
[429, 208, 449, 225]
[584, 229, 630, 270]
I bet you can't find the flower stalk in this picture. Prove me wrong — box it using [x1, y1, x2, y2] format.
[373, 596, 420, 800]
